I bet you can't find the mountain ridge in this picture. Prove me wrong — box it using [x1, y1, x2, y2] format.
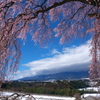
[18, 71, 89, 81]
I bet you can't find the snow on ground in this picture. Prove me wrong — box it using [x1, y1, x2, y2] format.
[1, 91, 100, 100]
[89, 81, 98, 86]
[79, 86, 100, 92]
[0, 91, 75, 100]
[81, 93, 100, 100]
[81, 93, 100, 98]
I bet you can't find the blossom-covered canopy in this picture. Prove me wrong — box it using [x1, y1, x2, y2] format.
[0, 0, 100, 81]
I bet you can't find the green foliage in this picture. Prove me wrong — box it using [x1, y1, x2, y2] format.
[1, 80, 90, 96]
[69, 80, 89, 89]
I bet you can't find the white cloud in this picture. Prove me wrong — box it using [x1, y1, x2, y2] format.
[51, 49, 61, 55]
[14, 41, 91, 80]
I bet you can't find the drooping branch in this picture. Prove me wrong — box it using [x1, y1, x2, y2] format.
[0, 0, 100, 82]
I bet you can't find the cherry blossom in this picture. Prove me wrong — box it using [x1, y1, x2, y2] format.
[0, 0, 100, 83]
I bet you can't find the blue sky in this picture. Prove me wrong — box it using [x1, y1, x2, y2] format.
[14, 31, 92, 80]
[13, 11, 93, 80]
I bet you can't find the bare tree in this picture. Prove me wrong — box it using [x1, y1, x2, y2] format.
[0, 0, 100, 82]
[0, 93, 36, 100]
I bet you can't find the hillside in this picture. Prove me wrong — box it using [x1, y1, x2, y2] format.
[1, 79, 90, 96]
[19, 71, 89, 81]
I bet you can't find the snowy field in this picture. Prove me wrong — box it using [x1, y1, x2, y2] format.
[1, 90, 100, 100]
[79, 86, 100, 92]
[0, 91, 75, 100]
[82, 93, 100, 98]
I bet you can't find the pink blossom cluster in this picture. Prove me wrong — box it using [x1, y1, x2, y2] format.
[0, 0, 100, 82]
